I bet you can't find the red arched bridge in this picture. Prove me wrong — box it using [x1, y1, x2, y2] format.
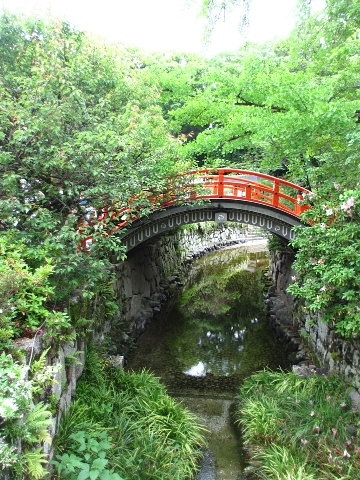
[80, 168, 311, 252]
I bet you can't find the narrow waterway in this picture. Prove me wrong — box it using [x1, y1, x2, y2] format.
[126, 242, 292, 479]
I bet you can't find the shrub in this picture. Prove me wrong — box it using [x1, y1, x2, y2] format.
[289, 186, 360, 338]
[0, 353, 53, 479]
[53, 349, 206, 480]
[236, 370, 360, 479]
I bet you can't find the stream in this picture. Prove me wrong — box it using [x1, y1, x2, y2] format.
[126, 243, 292, 479]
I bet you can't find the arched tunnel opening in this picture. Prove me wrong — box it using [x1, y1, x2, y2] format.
[122, 227, 306, 480]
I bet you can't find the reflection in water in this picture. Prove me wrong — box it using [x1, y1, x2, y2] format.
[184, 361, 206, 377]
[126, 245, 291, 480]
[183, 319, 258, 378]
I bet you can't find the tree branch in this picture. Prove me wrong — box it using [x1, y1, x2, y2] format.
[235, 94, 287, 112]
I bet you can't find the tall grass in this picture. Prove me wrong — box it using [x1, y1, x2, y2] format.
[53, 348, 206, 479]
[235, 369, 360, 480]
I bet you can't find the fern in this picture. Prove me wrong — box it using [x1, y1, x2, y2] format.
[23, 448, 48, 479]
[30, 348, 49, 375]
[30, 348, 59, 396]
[23, 402, 52, 444]
[0, 435, 18, 468]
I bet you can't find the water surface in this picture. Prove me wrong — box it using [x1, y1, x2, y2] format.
[127, 245, 291, 479]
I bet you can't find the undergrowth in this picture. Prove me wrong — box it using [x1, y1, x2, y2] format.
[236, 369, 360, 479]
[52, 347, 206, 480]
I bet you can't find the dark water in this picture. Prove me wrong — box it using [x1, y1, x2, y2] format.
[126, 245, 291, 479]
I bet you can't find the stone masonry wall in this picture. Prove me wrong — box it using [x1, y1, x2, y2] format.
[268, 248, 360, 403]
[17, 222, 251, 465]
[15, 228, 360, 470]
[114, 223, 258, 343]
[44, 236, 360, 462]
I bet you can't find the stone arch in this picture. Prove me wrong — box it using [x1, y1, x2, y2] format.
[120, 200, 304, 252]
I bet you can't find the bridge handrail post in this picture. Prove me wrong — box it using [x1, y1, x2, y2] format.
[218, 168, 224, 197]
[295, 191, 304, 215]
[272, 180, 280, 208]
[245, 183, 251, 200]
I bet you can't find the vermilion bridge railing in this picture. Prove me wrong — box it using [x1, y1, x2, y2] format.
[80, 168, 312, 250]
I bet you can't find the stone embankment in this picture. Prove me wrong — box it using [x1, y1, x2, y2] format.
[267, 248, 360, 408]
[14, 225, 360, 473]
[115, 225, 265, 347]
[266, 249, 312, 365]
[14, 223, 256, 463]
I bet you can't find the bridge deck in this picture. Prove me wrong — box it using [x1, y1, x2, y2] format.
[80, 168, 311, 251]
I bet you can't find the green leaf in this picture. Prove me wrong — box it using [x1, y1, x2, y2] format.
[89, 470, 100, 480]
[77, 466, 91, 480]
[92, 458, 108, 471]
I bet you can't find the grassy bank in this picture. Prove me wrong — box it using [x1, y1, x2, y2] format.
[52, 348, 206, 480]
[235, 370, 360, 480]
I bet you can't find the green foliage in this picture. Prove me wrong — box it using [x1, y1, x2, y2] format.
[153, 0, 360, 336]
[0, 234, 78, 349]
[267, 234, 292, 253]
[52, 430, 124, 480]
[1, 3, 360, 476]
[236, 369, 360, 479]
[0, 1, 358, 338]
[199, 0, 249, 30]
[29, 348, 59, 397]
[171, 0, 360, 176]
[0, 13, 185, 346]
[0, 435, 17, 469]
[22, 448, 49, 480]
[53, 348, 206, 480]
[52, 400, 102, 456]
[289, 186, 360, 338]
[252, 444, 317, 480]
[181, 247, 267, 318]
[0, 235, 54, 347]
[20, 402, 52, 444]
[0, 352, 53, 479]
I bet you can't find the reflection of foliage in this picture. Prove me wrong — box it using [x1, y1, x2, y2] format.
[172, 248, 286, 376]
[166, 306, 207, 370]
[181, 249, 267, 318]
[227, 269, 266, 316]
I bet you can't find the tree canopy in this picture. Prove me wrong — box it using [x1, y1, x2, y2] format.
[0, 1, 360, 478]
[147, 0, 360, 336]
[0, 0, 359, 349]
[0, 14, 193, 352]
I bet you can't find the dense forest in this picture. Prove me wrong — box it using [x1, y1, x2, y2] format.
[0, 0, 359, 477]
